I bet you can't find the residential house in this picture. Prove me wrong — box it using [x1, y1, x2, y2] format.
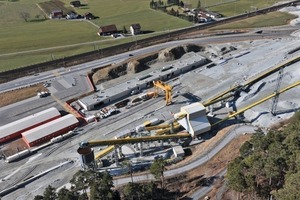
[66, 11, 78, 19]
[129, 24, 141, 35]
[50, 10, 63, 19]
[84, 12, 95, 20]
[98, 24, 118, 36]
[70, 1, 81, 7]
[205, 11, 222, 19]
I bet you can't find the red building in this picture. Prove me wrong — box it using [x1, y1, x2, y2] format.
[0, 107, 61, 144]
[22, 114, 79, 147]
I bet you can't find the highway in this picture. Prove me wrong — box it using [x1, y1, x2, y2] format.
[113, 125, 256, 187]
[0, 26, 297, 94]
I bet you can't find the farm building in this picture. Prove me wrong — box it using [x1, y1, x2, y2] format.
[130, 24, 141, 35]
[84, 12, 95, 20]
[0, 107, 61, 144]
[22, 114, 79, 147]
[70, 0, 81, 7]
[66, 11, 78, 19]
[50, 10, 63, 19]
[98, 24, 117, 36]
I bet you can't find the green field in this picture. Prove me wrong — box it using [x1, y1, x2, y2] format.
[0, 0, 293, 71]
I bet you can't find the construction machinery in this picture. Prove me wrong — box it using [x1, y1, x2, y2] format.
[153, 80, 173, 105]
[202, 55, 300, 108]
[80, 133, 191, 147]
[212, 81, 300, 126]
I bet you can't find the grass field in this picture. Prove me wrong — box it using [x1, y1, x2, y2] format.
[0, 0, 293, 71]
[210, 12, 297, 30]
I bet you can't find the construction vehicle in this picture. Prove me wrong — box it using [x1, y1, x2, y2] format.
[153, 80, 173, 105]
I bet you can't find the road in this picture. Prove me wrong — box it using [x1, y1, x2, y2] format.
[188, 169, 227, 200]
[113, 125, 256, 186]
[0, 26, 297, 94]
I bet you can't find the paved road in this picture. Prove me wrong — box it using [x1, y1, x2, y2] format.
[188, 169, 227, 200]
[113, 125, 257, 186]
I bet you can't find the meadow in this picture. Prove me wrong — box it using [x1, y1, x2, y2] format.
[0, 0, 292, 71]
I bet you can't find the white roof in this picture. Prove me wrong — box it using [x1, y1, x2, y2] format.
[0, 107, 60, 140]
[178, 102, 211, 137]
[22, 114, 78, 143]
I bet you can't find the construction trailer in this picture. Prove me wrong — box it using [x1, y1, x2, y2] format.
[0, 107, 61, 144]
[22, 114, 79, 147]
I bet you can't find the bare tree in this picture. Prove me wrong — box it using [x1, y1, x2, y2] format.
[19, 12, 30, 22]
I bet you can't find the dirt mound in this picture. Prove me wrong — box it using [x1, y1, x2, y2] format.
[92, 52, 158, 85]
[157, 44, 204, 62]
[92, 44, 204, 85]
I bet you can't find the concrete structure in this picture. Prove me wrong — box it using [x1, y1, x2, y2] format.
[176, 102, 211, 137]
[0, 107, 61, 144]
[22, 114, 79, 147]
[78, 54, 208, 111]
[173, 146, 185, 158]
[77, 147, 95, 168]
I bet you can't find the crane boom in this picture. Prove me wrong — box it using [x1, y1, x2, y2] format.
[81, 133, 190, 147]
[213, 81, 300, 126]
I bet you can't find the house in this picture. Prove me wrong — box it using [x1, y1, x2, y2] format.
[205, 11, 222, 19]
[50, 10, 63, 19]
[70, 1, 81, 7]
[84, 12, 95, 20]
[66, 11, 78, 19]
[98, 24, 118, 36]
[129, 24, 141, 35]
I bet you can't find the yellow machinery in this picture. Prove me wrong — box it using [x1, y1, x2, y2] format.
[153, 80, 172, 105]
[213, 81, 300, 126]
[203, 55, 300, 107]
[80, 133, 191, 147]
[142, 121, 181, 135]
[95, 145, 115, 160]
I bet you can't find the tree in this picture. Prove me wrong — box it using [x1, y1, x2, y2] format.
[275, 171, 300, 199]
[19, 12, 30, 22]
[43, 185, 57, 200]
[197, 0, 201, 9]
[179, 1, 184, 7]
[34, 195, 44, 200]
[57, 187, 79, 200]
[121, 160, 133, 183]
[123, 26, 128, 34]
[150, 158, 166, 190]
[90, 171, 119, 200]
[123, 182, 158, 200]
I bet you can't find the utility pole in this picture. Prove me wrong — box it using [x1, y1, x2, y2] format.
[271, 67, 284, 116]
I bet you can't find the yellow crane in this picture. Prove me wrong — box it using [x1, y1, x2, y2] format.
[153, 80, 173, 105]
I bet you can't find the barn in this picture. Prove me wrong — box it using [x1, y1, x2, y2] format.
[98, 24, 117, 36]
[0, 107, 61, 144]
[22, 114, 79, 147]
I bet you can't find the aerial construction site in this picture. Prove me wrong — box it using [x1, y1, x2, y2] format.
[1, 9, 300, 199]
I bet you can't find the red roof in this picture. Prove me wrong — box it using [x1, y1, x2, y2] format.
[99, 24, 117, 33]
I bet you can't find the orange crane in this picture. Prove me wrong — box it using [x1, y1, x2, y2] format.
[153, 80, 172, 105]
